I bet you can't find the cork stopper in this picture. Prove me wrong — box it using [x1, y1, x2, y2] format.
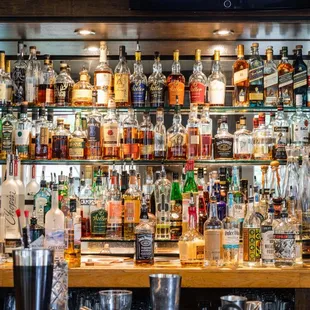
[195, 49, 201, 61]
[270, 160, 280, 168]
[173, 50, 179, 61]
[252, 43, 259, 48]
[239, 116, 246, 126]
[214, 50, 220, 61]
[237, 44, 244, 57]
[135, 50, 141, 62]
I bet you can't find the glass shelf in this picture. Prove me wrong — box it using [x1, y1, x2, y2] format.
[81, 237, 178, 243]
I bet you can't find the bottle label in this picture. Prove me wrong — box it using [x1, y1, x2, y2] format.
[154, 132, 166, 152]
[249, 65, 264, 83]
[236, 136, 252, 154]
[87, 120, 101, 142]
[274, 233, 296, 259]
[169, 133, 187, 158]
[293, 70, 307, 89]
[264, 72, 278, 88]
[209, 81, 225, 105]
[15, 129, 30, 151]
[140, 143, 154, 156]
[131, 81, 147, 105]
[95, 73, 112, 105]
[214, 138, 234, 159]
[261, 225, 274, 262]
[26, 78, 35, 102]
[69, 138, 85, 158]
[72, 89, 92, 102]
[0, 84, 6, 101]
[44, 229, 65, 260]
[149, 81, 165, 106]
[179, 240, 204, 260]
[135, 233, 154, 261]
[249, 85, 264, 100]
[292, 122, 309, 144]
[12, 67, 26, 102]
[90, 208, 107, 235]
[114, 73, 129, 102]
[1, 121, 13, 152]
[234, 68, 249, 84]
[168, 80, 185, 105]
[3, 192, 18, 237]
[264, 72, 279, 105]
[35, 197, 48, 226]
[243, 228, 261, 262]
[74, 223, 81, 246]
[274, 126, 289, 157]
[223, 228, 239, 249]
[124, 200, 140, 223]
[103, 123, 119, 147]
[204, 230, 222, 261]
[80, 198, 94, 218]
[107, 201, 122, 224]
[30, 235, 44, 249]
[279, 72, 293, 88]
[45, 88, 54, 104]
[189, 81, 206, 104]
[39, 127, 49, 145]
[55, 83, 72, 104]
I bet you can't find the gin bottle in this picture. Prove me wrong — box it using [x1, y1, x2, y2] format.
[200, 105, 212, 159]
[154, 108, 166, 159]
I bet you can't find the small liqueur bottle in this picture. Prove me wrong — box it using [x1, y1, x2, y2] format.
[34, 108, 49, 160]
[148, 52, 166, 108]
[208, 50, 226, 106]
[72, 67, 93, 106]
[135, 194, 155, 265]
[114, 45, 131, 107]
[52, 118, 69, 159]
[154, 108, 166, 159]
[242, 185, 261, 267]
[122, 108, 140, 160]
[170, 172, 183, 240]
[167, 103, 187, 160]
[278, 46, 294, 106]
[139, 112, 154, 160]
[233, 116, 253, 159]
[264, 46, 279, 106]
[22, 212, 45, 248]
[200, 105, 213, 159]
[94, 41, 113, 107]
[248, 43, 264, 107]
[186, 105, 201, 159]
[293, 45, 308, 106]
[130, 46, 147, 107]
[233, 44, 249, 107]
[179, 193, 204, 266]
[167, 50, 185, 106]
[214, 116, 234, 160]
[189, 49, 207, 105]
[55, 62, 73, 106]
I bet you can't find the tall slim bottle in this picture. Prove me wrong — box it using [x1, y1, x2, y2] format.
[200, 105, 213, 159]
[170, 172, 183, 240]
[154, 108, 166, 159]
[25, 164, 40, 213]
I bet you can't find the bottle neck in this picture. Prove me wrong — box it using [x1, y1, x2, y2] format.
[209, 201, 218, 219]
[212, 60, 221, 73]
[173, 111, 182, 125]
[134, 60, 143, 74]
[52, 189, 59, 210]
[153, 59, 162, 74]
[99, 48, 108, 64]
[188, 207, 197, 230]
[172, 60, 181, 74]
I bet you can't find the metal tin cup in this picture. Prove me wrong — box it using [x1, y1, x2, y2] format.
[149, 274, 182, 310]
[13, 249, 54, 310]
[99, 290, 132, 310]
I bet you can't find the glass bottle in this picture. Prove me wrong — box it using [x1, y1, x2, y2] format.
[208, 50, 226, 106]
[242, 185, 261, 267]
[122, 108, 140, 160]
[189, 49, 207, 105]
[94, 41, 113, 107]
[200, 105, 213, 159]
[55, 62, 73, 106]
[233, 44, 249, 107]
[170, 172, 183, 240]
[4, 60, 13, 104]
[186, 105, 201, 159]
[52, 118, 69, 159]
[167, 103, 187, 160]
[25, 164, 40, 213]
[270, 160, 283, 221]
[130, 47, 147, 107]
[278, 46, 294, 106]
[204, 194, 223, 267]
[264, 46, 279, 106]
[22, 212, 45, 248]
[308, 51, 310, 107]
[197, 168, 208, 235]
[248, 43, 264, 107]
[154, 108, 166, 159]
[72, 67, 93, 106]
[167, 50, 186, 106]
[0, 51, 7, 107]
[214, 116, 234, 160]
[114, 45, 131, 107]
[139, 112, 154, 160]
[293, 45, 308, 106]
[148, 52, 166, 108]
[233, 116, 253, 159]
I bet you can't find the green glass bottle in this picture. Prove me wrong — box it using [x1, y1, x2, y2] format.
[170, 172, 183, 240]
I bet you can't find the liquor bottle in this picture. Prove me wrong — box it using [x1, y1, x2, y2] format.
[264, 47, 279, 106]
[200, 105, 213, 159]
[269, 161, 283, 221]
[15, 102, 32, 159]
[214, 116, 234, 160]
[94, 42, 113, 107]
[154, 108, 166, 159]
[203, 194, 223, 267]
[68, 112, 87, 160]
[72, 67, 93, 106]
[273, 99, 289, 159]
[167, 104, 187, 160]
[154, 164, 171, 240]
[130, 46, 147, 107]
[208, 50, 226, 106]
[178, 193, 204, 266]
[218, 168, 228, 220]
[139, 112, 154, 160]
[86, 103, 102, 159]
[278, 46, 294, 106]
[64, 199, 81, 268]
[233, 116, 253, 159]
[170, 172, 183, 240]
[34, 171, 51, 227]
[290, 95, 309, 146]
[52, 118, 69, 159]
[4, 60, 13, 104]
[197, 168, 208, 235]
[253, 113, 274, 160]
[25, 164, 40, 213]
[222, 189, 239, 267]
[114, 45, 131, 107]
[12, 41, 27, 104]
[135, 193, 155, 265]
[123, 168, 141, 240]
[106, 170, 123, 239]
[25, 46, 40, 106]
[186, 105, 201, 159]
[293, 45, 308, 106]
[243, 186, 261, 267]
[0, 51, 6, 106]
[233, 44, 249, 107]
[248, 43, 264, 107]
[167, 50, 185, 106]
[55, 62, 73, 106]
[102, 97, 120, 159]
[189, 49, 207, 105]
[35, 108, 49, 159]
[22, 212, 45, 248]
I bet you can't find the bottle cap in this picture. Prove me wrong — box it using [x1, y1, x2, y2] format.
[214, 50, 220, 61]
[237, 44, 244, 57]
[172, 172, 179, 180]
[52, 184, 58, 191]
[239, 116, 246, 126]
[197, 168, 204, 178]
[186, 160, 194, 172]
[154, 51, 160, 60]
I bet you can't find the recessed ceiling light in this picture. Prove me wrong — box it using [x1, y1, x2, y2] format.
[213, 29, 234, 36]
[75, 29, 96, 36]
[84, 46, 99, 52]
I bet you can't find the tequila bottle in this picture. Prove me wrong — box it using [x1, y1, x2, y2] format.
[154, 108, 166, 159]
[233, 44, 249, 107]
[139, 112, 154, 160]
[86, 105, 102, 159]
[72, 67, 93, 106]
[52, 118, 69, 159]
[264, 47, 279, 106]
[200, 105, 213, 159]
[233, 116, 253, 159]
[186, 105, 200, 159]
[35, 108, 49, 159]
[55, 62, 73, 106]
[170, 172, 183, 240]
[214, 116, 234, 160]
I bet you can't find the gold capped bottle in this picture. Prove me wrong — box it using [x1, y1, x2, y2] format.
[72, 67, 93, 106]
